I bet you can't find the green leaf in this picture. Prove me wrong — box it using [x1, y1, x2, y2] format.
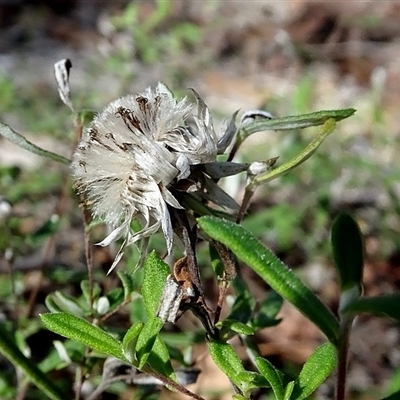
[342, 294, 400, 321]
[237, 371, 270, 391]
[142, 251, 171, 319]
[219, 319, 254, 336]
[381, 390, 400, 400]
[136, 317, 164, 369]
[133, 252, 172, 369]
[284, 381, 295, 400]
[291, 342, 337, 400]
[45, 296, 65, 314]
[40, 313, 125, 361]
[255, 357, 285, 400]
[147, 335, 176, 381]
[208, 340, 269, 394]
[249, 118, 337, 188]
[198, 217, 339, 344]
[208, 340, 246, 390]
[239, 108, 355, 139]
[44, 291, 84, 316]
[331, 213, 364, 291]
[0, 121, 70, 165]
[0, 321, 64, 400]
[118, 270, 135, 299]
[130, 295, 147, 323]
[122, 322, 143, 364]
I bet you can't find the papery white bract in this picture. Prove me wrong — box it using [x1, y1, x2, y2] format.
[71, 83, 237, 271]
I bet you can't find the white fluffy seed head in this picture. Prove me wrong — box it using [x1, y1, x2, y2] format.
[71, 83, 236, 271]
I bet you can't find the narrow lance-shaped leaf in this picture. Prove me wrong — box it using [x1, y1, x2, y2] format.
[136, 318, 164, 369]
[44, 291, 84, 316]
[291, 342, 337, 400]
[238, 108, 355, 143]
[341, 294, 400, 321]
[331, 213, 364, 292]
[284, 381, 295, 400]
[135, 252, 174, 372]
[0, 122, 71, 165]
[147, 336, 176, 381]
[142, 251, 171, 318]
[198, 216, 339, 344]
[219, 319, 254, 336]
[229, 108, 355, 162]
[122, 322, 143, 364]
[208, 340, 246, 389]
[0, 321, 64, 400]
[255, 356, 285, 400]
[236, 119, 337, 222]
[250, 118, 337, 188]
[117, 270, 135, 300]
[40, 313, 125, 361]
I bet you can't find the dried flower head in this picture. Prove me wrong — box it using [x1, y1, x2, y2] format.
[72, 83, 238, 270]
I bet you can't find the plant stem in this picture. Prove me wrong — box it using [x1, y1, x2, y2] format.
[336, 317, 352, 400]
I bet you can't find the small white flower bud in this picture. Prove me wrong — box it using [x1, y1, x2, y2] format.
[96, 296, 110, 315]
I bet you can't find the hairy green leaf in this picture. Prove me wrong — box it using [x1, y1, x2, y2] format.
[147, 336, 176, 381]
[40, 313, 125, 361]
[284, 381, 295, 400]
[208, 340, 246, 389]
[291, 342, 337, 400]
[118, 270, 135, 299]
[198, 217, 339, 344]
[237, 371, 270, 391]
[219, 319, 254, 336]
[135, 252, 172, 369]
[136, 317, 164, 369]
[256, 357, 285, 400]
[142, 251, 171, 319]
[122, 322, 143, 364]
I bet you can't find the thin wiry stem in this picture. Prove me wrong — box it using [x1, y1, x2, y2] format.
[75, 114, 95, 311]
[142, 366, 207, 400]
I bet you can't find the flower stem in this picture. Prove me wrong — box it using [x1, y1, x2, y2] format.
[336, 317, 352, 400]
